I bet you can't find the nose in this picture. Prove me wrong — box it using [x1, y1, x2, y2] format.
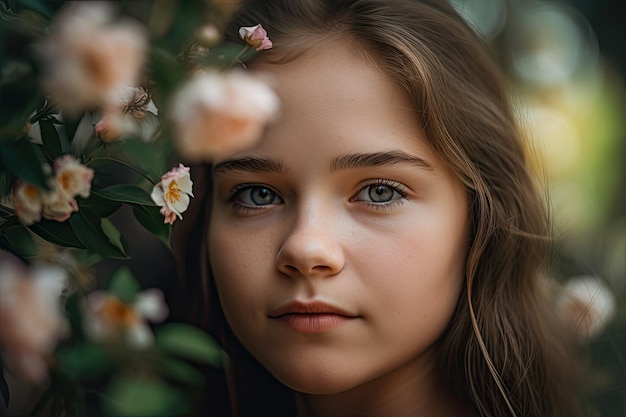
[275, 206, 345, 278]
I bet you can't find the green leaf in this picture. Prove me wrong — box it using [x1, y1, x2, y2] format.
[69, 211, 128, 258]
[147, 47, 186, 98]
[15, 0, 52, 18]
[29, 219, 87, 249]
[57, 343, 111, 380]
[78, 192, 121, 219]
[0, 138, 49, 190]
[0, 171, 11, 199]
[2, 224, 37, 257]
[132, 205, 171, 249]
[102, 376, 186, 417]
[155, 324, 223, 367]
[156, 357, 204, 386]
[95, 184, 157, 206]
[39, 119, 67, 160]
[0, 358, 9, 407]
[107, 267, 141, 304]
[99, 139, 169, 184]
[0, 204, 14, 218]
[101, 217, 128, 255]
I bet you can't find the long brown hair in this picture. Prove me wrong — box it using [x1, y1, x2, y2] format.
[175, 1, 583, 416]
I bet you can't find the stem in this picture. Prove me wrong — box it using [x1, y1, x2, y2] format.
[81, 138, 103, 162]
[229, 45, 251, 68]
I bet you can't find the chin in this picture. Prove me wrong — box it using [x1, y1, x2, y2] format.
[268, 362, 363, 395]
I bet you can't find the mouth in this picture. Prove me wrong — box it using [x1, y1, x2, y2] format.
[268, 301, 359, 333]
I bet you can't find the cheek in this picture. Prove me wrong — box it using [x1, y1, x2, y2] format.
[353, 216, 467, 321]
[208, 223, 275, 313]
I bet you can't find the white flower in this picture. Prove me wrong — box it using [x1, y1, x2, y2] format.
[10, 156, 92, 225]
[171, 71, 279, 161]
[37, 2, 147, 113]
[0, 256, 67, 382]
[557, 275, 617, 339]
[83, 289, 169, 349]
[150, 164, 194, 225]
[11, 181, 44, 225]
[54, 155, 94, 199]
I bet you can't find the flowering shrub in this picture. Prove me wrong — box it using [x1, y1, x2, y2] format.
[0, 0, 276, 415]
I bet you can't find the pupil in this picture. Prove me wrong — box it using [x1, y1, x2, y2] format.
[252, 187, 273, 204]
[369, 185, 393, 202]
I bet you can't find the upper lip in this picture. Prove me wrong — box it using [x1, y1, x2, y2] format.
[268, 300, 358, 318]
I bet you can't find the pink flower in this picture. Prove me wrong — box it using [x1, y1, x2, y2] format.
[83, 289, 169, 349]
[171, 71, 280, 161]
[11, 181, 44, 225]
[37, 2, 147, 113]
[150, 164, 194, 225]
[0, 255, 67, 383]
[238, 24, 273, 51]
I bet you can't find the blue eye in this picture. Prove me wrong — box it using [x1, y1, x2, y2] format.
[352, 180, 407, 206]
[230, 185, 283, 208]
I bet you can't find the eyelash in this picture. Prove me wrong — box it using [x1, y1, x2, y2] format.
[227, 183, 283, 214]
[350, 179, 409, 211]
[226, 179, 409, 214]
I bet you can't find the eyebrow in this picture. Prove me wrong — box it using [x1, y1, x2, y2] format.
[213, 156, 287, 175]
[331, 151, 433, 172]
[212, 151, 433, 176]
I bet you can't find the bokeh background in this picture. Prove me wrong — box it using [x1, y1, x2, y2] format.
[449, 0, 625, 415]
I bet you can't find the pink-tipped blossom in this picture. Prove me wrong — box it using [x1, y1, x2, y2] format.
[83, 288, 169, 349]
[37, 2, 147, 113]
[171, 71, 279, 161]
[0, 255, 67, 383]
[557, 275, 617, 339]
[238, 24, 273, 51]
[41, 187, 79, 223]
[54, 155, 94, 199]
[11, 181, 44, 225]
[10, 156, 92, 225]
[150, 164, 194, 225]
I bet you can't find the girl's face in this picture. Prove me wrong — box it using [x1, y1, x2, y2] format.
[209, 41, 469, 395]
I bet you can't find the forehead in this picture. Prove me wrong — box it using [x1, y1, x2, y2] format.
[240, 40, 436, 165]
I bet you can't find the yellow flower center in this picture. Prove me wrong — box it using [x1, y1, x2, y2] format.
[165, 180, 181, 204]
[59, 172, 73, 192]
[23, 184, 40, 200]
[101, 296, 139, 328]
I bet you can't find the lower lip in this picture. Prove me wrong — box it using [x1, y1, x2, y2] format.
[274, 313, 353, 333]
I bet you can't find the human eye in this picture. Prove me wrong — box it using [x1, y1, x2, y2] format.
[228, 184, 283, 213]
[350, 179, 408, 210]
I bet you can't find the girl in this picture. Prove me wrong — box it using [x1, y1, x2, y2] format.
[175, 0, 584, 416]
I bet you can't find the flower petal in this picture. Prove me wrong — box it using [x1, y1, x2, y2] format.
[134, 289, 169, 323]
[126, 323, 154, 349]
